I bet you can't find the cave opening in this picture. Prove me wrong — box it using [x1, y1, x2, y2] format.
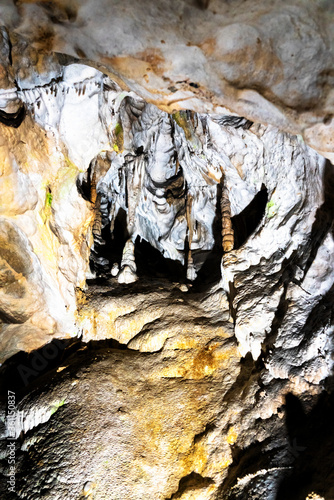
[134, 237, 186, 282]
[83, 180, 270, 287]
[88, 216, 222, 287]
[86, 201, 190, 285]
[89, 206, 129, 277]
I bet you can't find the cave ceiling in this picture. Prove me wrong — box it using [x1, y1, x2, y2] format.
[0, 0, 333, 157]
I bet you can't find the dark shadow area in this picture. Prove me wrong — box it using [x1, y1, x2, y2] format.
[302, 159, 334, 277]
[223, 352, 264, 405]
[232, 185, 268, 249]
[109, 208, 129, 261]
[89, 207, 129, 276]
[191, 244, 222, 287]
[167, 472, 214, 499]
[276, 388, 334, 500]
[134, 237, 186, 282]
[226, 279, 237, 325]
[76, 161, 93, 202]
[0, 105, 25, 128]
[0, 337, 128, 402]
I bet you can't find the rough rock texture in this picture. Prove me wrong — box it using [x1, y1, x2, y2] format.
[0, 1, 333, 499]
[0, 0, 334, 158]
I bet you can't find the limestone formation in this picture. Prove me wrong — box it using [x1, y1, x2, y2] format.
[0, 0, 333, 157]
[0, 1, 333, 499]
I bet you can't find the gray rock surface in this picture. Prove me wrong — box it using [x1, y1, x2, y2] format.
[0, 2, 333, 499]
[0, 0, 334, 157]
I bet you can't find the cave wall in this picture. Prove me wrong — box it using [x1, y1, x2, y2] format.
[0, 1, 333, 500]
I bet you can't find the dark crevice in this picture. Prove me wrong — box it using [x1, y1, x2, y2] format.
[257, 249, 306, 365]
[0, 105, 25, 128]
[0, 310, 24, 324]
[227, 280, 237, 325]
[295, 281, 334, 346]
[276, 388, 334, 500]
[217, 115, 254, 130]
[193, 421, 216, 444]
[302, 159, 334, 278]
[6, 29, 13, 66]
[261, 283, 290, 358]
[259, 221, 334, 363]
[89, 206, 128, 276]
[231, 185, 268, 250]
[135, 237, 186, 282]
[236, 242, 306, 361]
[223, 352, 263, 405]
[76, 162, 93, 202]
[167, 472, 214, 499]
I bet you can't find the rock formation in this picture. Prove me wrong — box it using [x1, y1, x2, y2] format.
[0, 1, 333, 499]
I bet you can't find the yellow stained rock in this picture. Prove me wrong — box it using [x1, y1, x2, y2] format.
[227, 426, 238, 445]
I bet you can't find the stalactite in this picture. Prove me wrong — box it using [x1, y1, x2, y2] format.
[92, 194, 102, 244]
[186, 191, 196, 281]
[220, 175, 234, 253]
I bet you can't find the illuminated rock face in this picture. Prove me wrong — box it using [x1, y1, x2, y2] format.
[84, 101, 227, 284]
[0, 3, 333, 499]
[0, 61, 333, 500]
[0, 0, 334, 158]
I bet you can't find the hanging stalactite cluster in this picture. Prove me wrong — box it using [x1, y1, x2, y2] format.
[78, 97, 244, 284]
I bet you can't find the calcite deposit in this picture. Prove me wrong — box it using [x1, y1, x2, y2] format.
[0, 1, 333, 499]
[0, 0, 333, 157]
